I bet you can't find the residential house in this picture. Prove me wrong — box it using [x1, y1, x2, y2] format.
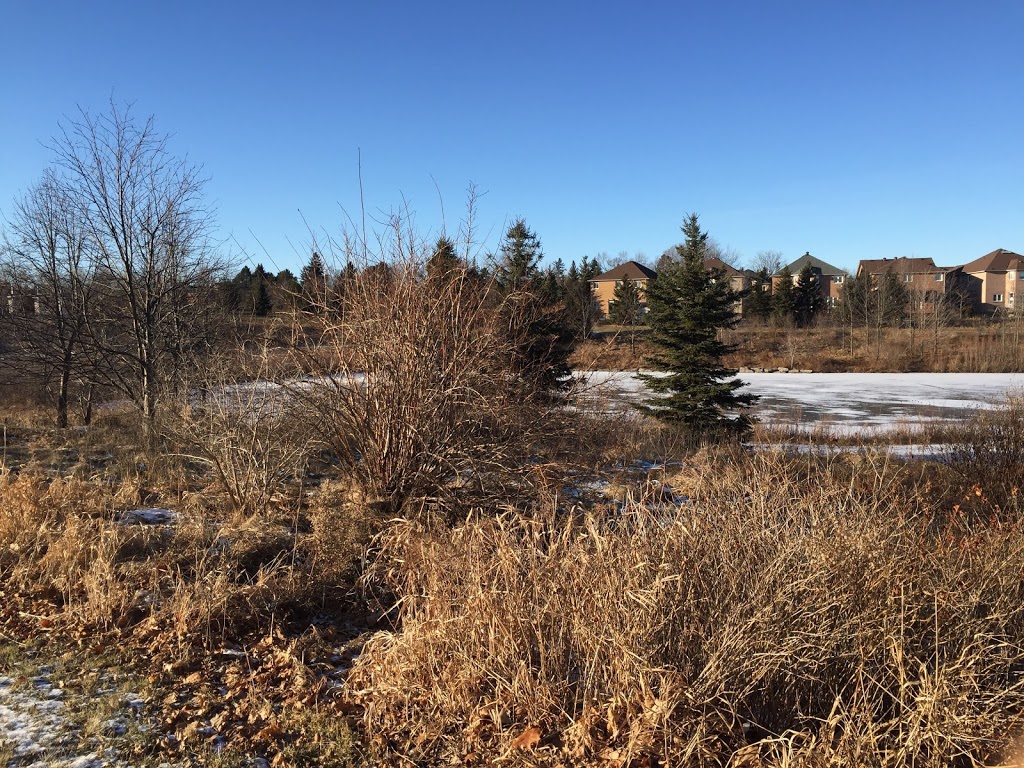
[855, 257, 966, 312]
[705, 257, 753, 314]
[960, 248, 1024, 314]
[772, 252, 846, 306]
[590, 261, 657, 318]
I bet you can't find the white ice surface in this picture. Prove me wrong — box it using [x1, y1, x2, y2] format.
[579, 371, 1024, 433]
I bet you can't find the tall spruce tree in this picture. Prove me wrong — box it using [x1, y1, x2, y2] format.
[641, 214, 756, 437]
[609, 276, 643, 326]
[494, 219, 572, 392]
[772, 266, 797, 325]
[794, 263, 824, 326]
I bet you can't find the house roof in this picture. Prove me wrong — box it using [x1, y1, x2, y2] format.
[857, 257, 938, 276]
[776, 252, 844, 277]
[962, 248, 1024, 274]
[593, 261, 657, 282]
[704, 257, 744, 277]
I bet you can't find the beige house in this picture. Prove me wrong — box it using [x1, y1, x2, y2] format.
[960, 248, 1024, 314]
[590, 261, 656, 318]
[704, 257, 753, 314]
[772, 252, 846, 306]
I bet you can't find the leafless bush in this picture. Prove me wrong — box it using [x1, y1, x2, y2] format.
[943, 395, 1024, 515]
[288, 219, 552, 519]
[347, 451, 1024, 766]
[163, 353, 320, 518]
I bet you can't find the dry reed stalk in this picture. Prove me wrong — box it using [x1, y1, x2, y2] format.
[346, 452, 1024, 766]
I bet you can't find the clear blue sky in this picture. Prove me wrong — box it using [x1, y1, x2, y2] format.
[2, 1, 1022, 275]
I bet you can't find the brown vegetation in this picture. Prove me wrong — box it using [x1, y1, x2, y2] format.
[573, 321, 1024, 372]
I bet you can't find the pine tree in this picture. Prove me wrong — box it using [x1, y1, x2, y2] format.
[427, 235, 460, 280]
[609, 276, 643, 326]
[300, 251, 328, 311]
[640, 213, 756, 437]
[494, 220, 572, 392]
[794, 263, 824, 327]
[495, 218, 542, 292]
[772, 266, 797, 325]
[744, 270, 774, 322]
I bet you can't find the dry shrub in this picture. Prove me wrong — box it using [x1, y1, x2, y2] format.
[164, 368, 319, 518]
[289, 238, 549, 519]
[347, 452, 1024, 766]
[943, 395, 1024, 516]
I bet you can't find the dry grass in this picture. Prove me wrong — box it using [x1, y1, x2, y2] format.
[572, 322, 1024, 373]
[346, 450, 1024, 767]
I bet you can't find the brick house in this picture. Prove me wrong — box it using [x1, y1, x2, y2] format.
[856, 257, 967, 312]
[960, 248, 1024, 314]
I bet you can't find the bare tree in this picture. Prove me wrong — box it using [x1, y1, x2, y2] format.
[2, 171, 93, 427]
[50, 102, 223, 431]
[751, 249, 784, 276]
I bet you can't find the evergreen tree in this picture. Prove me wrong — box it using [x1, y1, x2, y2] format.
[878, 268, 909, 327]
[563, 257, 603, 341]
[427, 235, 460, 280]
[609, 276, 643, 326]
[253, 279, 272, 316]
[300, 251, 328, 310]
[772, 266, 797, 325]
[794, 263, 824, 326]
[836, 272, 871, 327]
[495, 218, 542, 292]
[744, 270, 774, 322]
[640, 213, 756, 437]
[493, 219, 572, 392]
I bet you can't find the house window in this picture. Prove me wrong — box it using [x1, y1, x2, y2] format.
[835, 275, 844, 284]
[590, 282, 598, 290]
[1019, 272, 1024, 280]
[904, 274, 913, 282]
[1011, 293, 1015, 303]
[934, 273, 944, 281]
[994, 293, 1004, 303]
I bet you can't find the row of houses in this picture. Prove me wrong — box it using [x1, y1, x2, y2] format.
[590, 249, 1024, 318]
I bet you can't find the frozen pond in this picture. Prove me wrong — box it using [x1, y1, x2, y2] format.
[579, 371, 1024, 433]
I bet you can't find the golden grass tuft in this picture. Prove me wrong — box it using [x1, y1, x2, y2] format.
[346, 451, 1024, 767]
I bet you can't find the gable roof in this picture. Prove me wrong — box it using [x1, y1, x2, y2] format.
[962, 248, 1024, 274]
[857, 257, 938, 276]
[593, 261, 657, 282]
[776, 252, 844, 277]
[704, 256, 744, 277]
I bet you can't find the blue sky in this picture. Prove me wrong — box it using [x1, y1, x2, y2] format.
[2, 1, 1022, 275]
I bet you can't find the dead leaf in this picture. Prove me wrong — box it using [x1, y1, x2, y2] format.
[511, 726, 542, 750]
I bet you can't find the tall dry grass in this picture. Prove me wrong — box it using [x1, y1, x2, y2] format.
[347, 451, 1024, 767]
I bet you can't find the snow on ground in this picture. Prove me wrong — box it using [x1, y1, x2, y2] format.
[0, 671, 149, 767]
[579, 371, 1024, 433]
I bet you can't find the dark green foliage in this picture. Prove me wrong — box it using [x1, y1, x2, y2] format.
[641, 214, 756, 438]
[494, 220, 573, 392]
[300, 251, 328, 310]
[495, 218, 543, 292]
[427, 236, 460, 280]
[744, 272, 773, 322]
[609, 276, 643, 326]
[772, 267, 796, 324]
[563, 257, 603, 341]
[836, 272, 872, 326]
[837, 269, 908, 328]
[794, 263, 825, 327]
[878, 268, 909, 326]
[223, 264, 276, 315]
